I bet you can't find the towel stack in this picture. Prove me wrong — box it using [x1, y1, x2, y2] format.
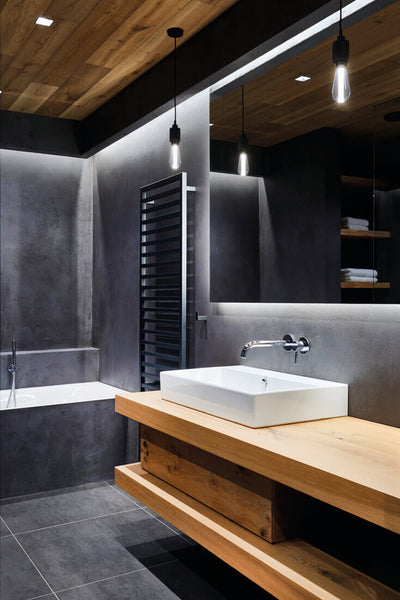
[341, 216, 369, 231]
[341, 268, 378, 283]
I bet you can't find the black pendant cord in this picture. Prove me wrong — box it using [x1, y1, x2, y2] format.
[241, 85, 245, 135]
[339, 0, 343, 36]
[174, 37, 177, 124]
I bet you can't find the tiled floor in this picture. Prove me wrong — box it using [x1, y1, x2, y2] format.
[0, 481, 275, 600]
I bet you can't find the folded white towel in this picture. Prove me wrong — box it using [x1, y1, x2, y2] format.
[341, 275, 378, 282]
[341, 216, 369, 227]
[341, 224, 369, 231]
[341, 268, 378, 277]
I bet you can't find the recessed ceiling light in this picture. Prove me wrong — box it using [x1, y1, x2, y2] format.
[0, 90, 2, 94]
[209, 123, 214, 127]
[295, 75, 311, 82]
[36, 16, 54, 26]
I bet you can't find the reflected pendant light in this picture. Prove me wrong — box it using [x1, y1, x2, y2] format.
[332, 0, 350, 103]
[237, 85, 249, 176]
[168, 27, 184, 170]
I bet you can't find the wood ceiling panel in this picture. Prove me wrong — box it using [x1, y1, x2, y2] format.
[39, 63, 111, 118]
[60, 0, 239, 120]
[210, 1, 400, 149]
[44, 0, 103, 23]
[0, 0, 53, 56]
[9, 82, 58, 113]
[0, 0, 239, 119]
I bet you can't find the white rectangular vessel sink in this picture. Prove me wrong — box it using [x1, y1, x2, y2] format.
[160, 366, 348, 427]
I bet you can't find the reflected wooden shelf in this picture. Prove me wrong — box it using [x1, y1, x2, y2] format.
[341, 282, 390, 289]
[341, 228, 390, 239]
[340, 175, 397, 191]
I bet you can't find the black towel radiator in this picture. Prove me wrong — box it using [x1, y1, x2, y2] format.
[139, 172, 195, 391]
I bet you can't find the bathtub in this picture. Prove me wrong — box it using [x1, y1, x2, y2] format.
[0, 381, 126, 410]
[1, 381, 136, 498]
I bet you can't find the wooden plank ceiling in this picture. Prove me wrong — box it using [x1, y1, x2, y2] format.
[210, 1, 400, 148]
[0, 0, 239, 120]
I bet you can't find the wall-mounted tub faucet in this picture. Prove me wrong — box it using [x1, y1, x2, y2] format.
[240, 334, 310, 363]
[7, 339, 17, 408]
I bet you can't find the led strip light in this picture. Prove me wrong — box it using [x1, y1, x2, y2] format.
[210, 0, 375, 93]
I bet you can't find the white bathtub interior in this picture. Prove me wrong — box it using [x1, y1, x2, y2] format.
[0, 381, 127, 410]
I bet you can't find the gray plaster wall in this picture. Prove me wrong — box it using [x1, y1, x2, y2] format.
[210, 173, 260, 302]
[93, 91, 210, 392]
[1, 397, 126, 498]
[0, 348, 99, 390]
[0, 149, 93, 352]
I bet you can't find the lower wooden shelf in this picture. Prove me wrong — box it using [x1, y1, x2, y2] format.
[341, 282, 390, 288]
[115, 463, 400, 600]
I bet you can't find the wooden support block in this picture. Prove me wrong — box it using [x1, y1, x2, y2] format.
[140, 426, 297, 543]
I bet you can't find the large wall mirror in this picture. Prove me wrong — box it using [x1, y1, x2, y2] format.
[209, 1, 400, 303]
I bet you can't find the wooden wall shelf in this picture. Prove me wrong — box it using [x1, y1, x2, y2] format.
[115, 391, 400, 534]
[340, 229, 390, 239]
[116, 463, 400, 600]
[340, 175, 396, 191]
[341, 282, 390, 289]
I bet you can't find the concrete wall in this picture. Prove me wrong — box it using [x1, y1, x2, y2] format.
[92, 91, 210, 392]
[0, 348, 99, 390]
[210, 173, 260, 302]
[0, 150, 93, 352]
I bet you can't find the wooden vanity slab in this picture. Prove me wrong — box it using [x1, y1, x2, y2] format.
[115, 391, 400, 534]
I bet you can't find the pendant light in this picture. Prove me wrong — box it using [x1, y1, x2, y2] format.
[237, 85, 249, 176]
[332, 0, 350, 103]
[167, 27, 183, 170]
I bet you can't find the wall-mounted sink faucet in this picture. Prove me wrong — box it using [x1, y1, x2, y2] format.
[7, 339, 17, 408]
[240, 334, 310, 363]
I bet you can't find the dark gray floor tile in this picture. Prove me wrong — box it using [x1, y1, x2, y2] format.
[106, 482, 144, 507]
[150, 544, 276, 599]
[141, 506, 184, 535]
[125, 531, 194, 568]
[26, 596, 56, 600]
[0, 536, 52, 600]
[56, 569, 181, 600]
[1, 482, 137, 533]
[0, 517, 12, 537]
[16, 509, 188, 591]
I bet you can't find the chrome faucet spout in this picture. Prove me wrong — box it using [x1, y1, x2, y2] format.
[240, 334, 310, 360]
[240, 339, 289, 359]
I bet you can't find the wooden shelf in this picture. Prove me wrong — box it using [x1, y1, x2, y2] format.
[341, 175, 396, 191]
[341, 282, 390, 289]
[115, 391, 400, 534]
[341, 228, 390, 239]
[115, 463, 400, 600]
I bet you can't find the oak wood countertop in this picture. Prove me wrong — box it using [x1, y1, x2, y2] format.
[116, 391, 400, 533]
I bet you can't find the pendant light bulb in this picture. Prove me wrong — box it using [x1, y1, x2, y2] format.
[167, 27, 184, 170]
[237, 134, 249, 176]
[332, 62, 350, 103]
[237, 85, 249, 176]
[332, 0, 350, 103]
[169, 122, 181, 169]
